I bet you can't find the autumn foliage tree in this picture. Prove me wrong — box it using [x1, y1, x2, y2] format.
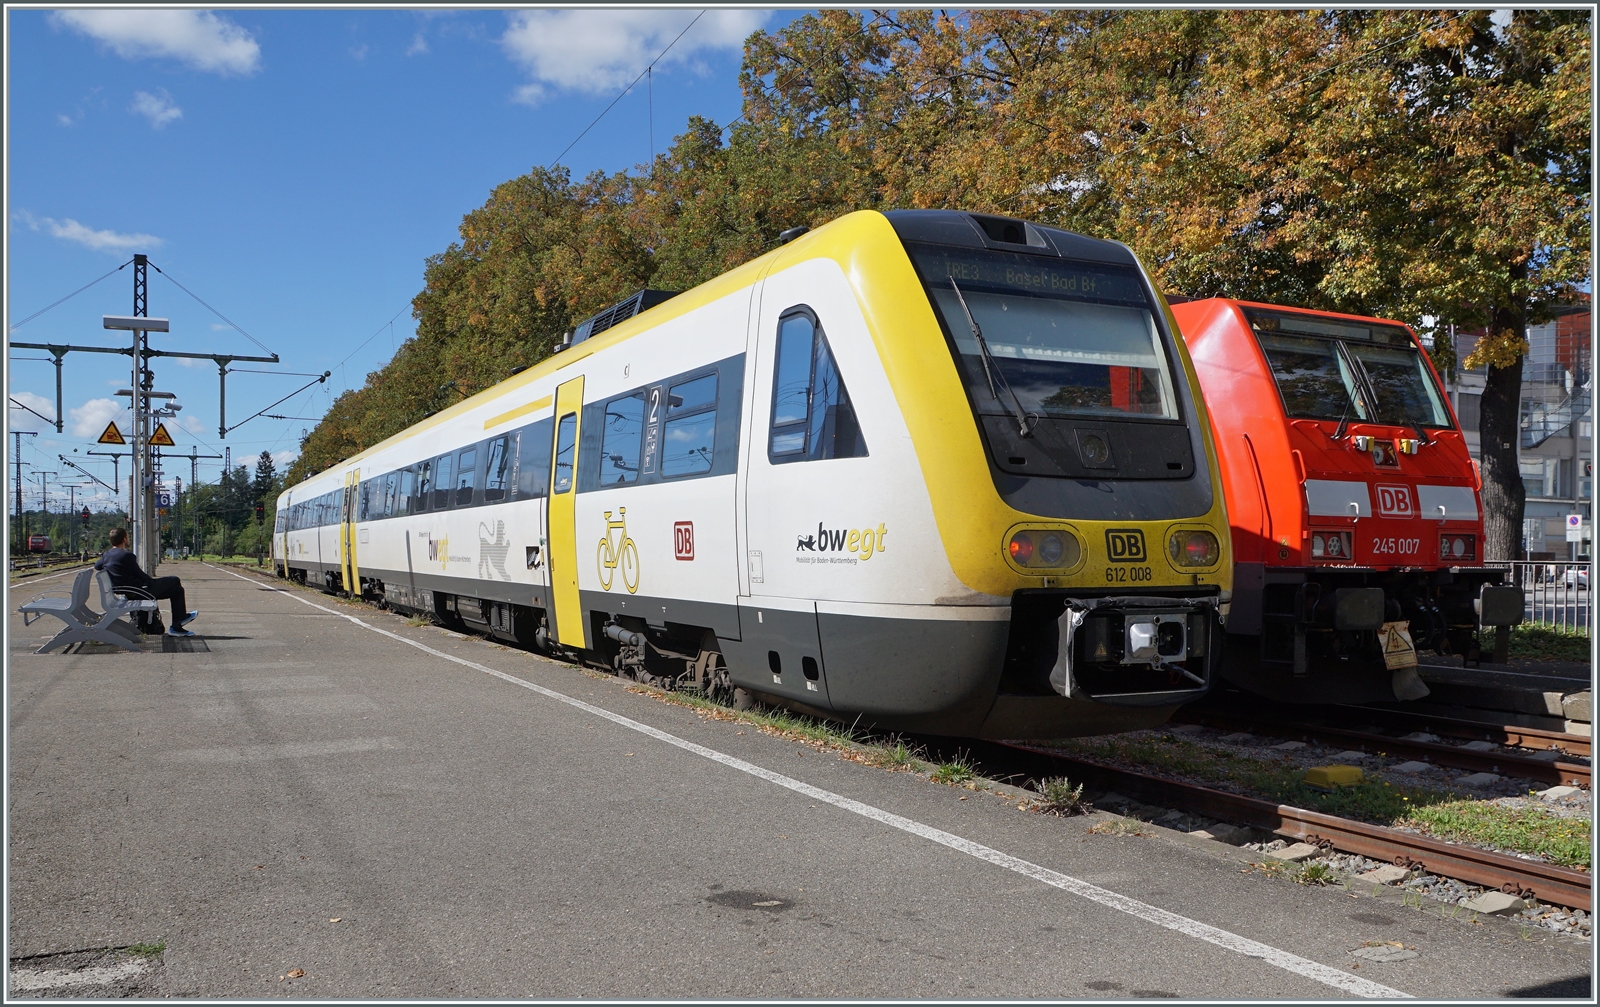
[291, 10, 1589, 562]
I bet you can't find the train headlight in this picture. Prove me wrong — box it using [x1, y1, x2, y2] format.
[1039, 533, 1066, 566]
[1008, 532, 1034, 565]
[1167, 529, 1219, 567]
[1006, 528, 1081, 570]
[1310, 529, 1353, 563]
[1440, 535, 1475, 561]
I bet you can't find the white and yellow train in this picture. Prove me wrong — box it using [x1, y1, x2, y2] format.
[275, 210, 1233, 737]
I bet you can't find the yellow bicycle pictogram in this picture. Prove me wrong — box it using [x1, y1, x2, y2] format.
[596, 507, 640, 593]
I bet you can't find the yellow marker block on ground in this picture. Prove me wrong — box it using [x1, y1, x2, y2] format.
[1303, 765, 1364, 788]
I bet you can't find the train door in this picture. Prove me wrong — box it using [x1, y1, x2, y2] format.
[341, 472, 360, 595]
[737, 291, 834, 709]
[546, 376, 587, 649]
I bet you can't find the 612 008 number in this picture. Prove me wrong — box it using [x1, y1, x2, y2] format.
[1106, 566, 1153, 584]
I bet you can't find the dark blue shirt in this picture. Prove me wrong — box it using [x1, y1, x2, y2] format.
[96, 546, 151, 589]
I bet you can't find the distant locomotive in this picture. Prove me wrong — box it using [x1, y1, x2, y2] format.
[1172, 298, 1522, 704]
[27, 535, 50, 553]
[276, 209, 1236, 738]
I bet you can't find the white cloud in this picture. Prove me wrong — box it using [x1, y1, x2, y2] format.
[57, 113, 76, 127]
[8, 391, 57, 425]
[17, 211, 161, 255]
[130, 89, 182, 129]
[406, 33, 429, 56]
[501, 9, 768, 103]
[69, 398, 132, 440]
[271, 449, 297, 469]
[52, 9, 261, 75]
[178, 415, 210, 436]
[349, 43, 369, 61]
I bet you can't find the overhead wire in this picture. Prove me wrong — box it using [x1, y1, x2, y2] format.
[145, 259, 276, 355]
[546, 10, 707, 169]
[8, 259, 133, 331]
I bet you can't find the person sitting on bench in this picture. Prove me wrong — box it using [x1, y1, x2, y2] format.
[96, 528, 198, 637]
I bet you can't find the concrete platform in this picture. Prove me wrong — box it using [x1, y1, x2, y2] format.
[8, 562, 1590, 998]
[1392, 663, 1595, 736]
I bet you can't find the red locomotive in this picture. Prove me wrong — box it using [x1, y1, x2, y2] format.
[1172, 298, 1522, 703]
[27, 535, 50, 553]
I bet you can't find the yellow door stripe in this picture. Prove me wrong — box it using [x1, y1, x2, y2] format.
[548, 377, 586, 648]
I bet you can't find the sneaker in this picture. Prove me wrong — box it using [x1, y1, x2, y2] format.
[175, 610, 198, 628]
[165, 626, 195, 638]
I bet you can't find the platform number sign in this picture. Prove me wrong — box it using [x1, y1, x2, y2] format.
[674, 521, 694, 561]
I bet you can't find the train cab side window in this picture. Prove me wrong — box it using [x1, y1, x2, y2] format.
[769, 310, 868, 463]
[456, 447, 477, 506]
[483, 435, 512, 502]
[661, 373, 718, 478]
[600, 392, 645, 486]
[553, 413, 578, 494]
[433, 454, 454, 509]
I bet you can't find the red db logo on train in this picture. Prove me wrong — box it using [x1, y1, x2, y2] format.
[1376, 484, 1414, 518]
[674, 521, 694, 561]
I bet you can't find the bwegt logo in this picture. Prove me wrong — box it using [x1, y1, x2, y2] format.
[797, 521, 887, 560]
[1105, 528, 1146, 563]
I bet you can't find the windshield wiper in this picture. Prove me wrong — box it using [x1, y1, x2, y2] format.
[949, 279, 1038, 438]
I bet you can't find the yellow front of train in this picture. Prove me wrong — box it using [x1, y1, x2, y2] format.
[803, 210, 1232, 737]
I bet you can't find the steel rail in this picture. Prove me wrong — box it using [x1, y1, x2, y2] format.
[1001, 744, 1593, 911]
[1339, 704, 1591, 759]
[1171, 709, 1590, 788]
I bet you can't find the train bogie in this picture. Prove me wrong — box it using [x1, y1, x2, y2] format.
[278, 210, 1236, 738]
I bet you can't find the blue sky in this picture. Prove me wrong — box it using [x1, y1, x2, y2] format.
[7, 7, 797, 512]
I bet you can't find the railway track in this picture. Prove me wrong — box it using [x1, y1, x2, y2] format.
[1169, 704, 1591, 789]
[1335, 704, 1590, 759]
[970, 741, 1593, 913]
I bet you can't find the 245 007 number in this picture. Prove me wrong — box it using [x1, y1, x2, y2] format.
[1106, 566, 1154, 584]
[1371, 537, 1421, 556]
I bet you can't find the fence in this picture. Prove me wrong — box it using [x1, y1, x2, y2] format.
[1498, 561, 1592, 633]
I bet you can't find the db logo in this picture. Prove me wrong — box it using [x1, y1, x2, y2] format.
[1376, 484, 1414, 518]
[674, 521, 694, 561]
[1105, 528, 1147, 563]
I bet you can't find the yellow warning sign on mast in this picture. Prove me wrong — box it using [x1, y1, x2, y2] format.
[97, 421, 126, 445]
[149, 423, 176, 447]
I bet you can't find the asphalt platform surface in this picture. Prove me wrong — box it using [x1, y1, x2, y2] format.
[7, 563, 1592, 998]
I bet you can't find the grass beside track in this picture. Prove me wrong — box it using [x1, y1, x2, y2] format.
[1477, 623, 1592, 663]
[1045, 733, 1592, 869]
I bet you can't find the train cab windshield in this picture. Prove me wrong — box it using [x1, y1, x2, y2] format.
[1246, 308, 1452, 429]
[907, 243, 1179, 423]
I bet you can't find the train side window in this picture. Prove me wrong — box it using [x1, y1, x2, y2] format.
[456, 447, 477, 506]
[769, 309, 868, 463]
[415, 460, 432, 512]
[518, 421, 552, 498]
[381, 472, 397, 518]
[661, 373, 718, 478]
[600, 392, 645, 486]
[358, 480, 373, 522]
[483, 435, 512, 503]
[553, 413, 578, 493]
[432, 454, 454, 509]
